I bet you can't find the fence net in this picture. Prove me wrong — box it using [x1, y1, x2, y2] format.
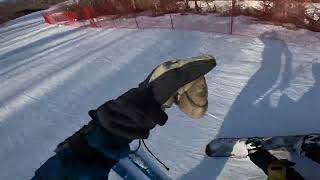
[43, 0, 320, 47]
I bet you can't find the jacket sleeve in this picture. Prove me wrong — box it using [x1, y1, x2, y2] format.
[32, 119, 131, 180]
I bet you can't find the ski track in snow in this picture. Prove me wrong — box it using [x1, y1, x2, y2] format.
[0, 12, 320, 179]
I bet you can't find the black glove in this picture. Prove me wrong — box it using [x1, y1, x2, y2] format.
[91, 55, 216, 140]
[248, 149, 304, 180]
[90, 87, 167, 139]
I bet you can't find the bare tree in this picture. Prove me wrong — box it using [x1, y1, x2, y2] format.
[195, 1, 200, 12]
[184, 0, 190, 11]
[205, 0, 212, 12]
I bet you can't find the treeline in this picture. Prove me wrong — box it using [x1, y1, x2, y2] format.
[62, 0, 319, 31]
[0, 0, 65, 24]
[232, 0, 320, 31]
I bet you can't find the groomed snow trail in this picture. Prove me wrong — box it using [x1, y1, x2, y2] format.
[0, 12, 320, 179]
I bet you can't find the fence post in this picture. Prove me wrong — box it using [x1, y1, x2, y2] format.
[169, 14, 174, 29]
[132, 0, 139, 29]
[230, 0, 236, 34]
[112, 17, 117, 28]
[134, 16, 139, 29]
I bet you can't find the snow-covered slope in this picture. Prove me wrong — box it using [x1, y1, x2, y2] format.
[0, 12, 320, 179]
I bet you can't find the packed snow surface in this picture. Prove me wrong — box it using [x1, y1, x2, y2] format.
[0, 12, 320, 179]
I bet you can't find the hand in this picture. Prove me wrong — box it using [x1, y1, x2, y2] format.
[91, 55, 216, 140]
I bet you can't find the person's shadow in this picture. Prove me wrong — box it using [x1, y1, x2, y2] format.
[217, 31, 294, 137]
[180, 31, 298, 179]
[276, 61, 320, 129]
